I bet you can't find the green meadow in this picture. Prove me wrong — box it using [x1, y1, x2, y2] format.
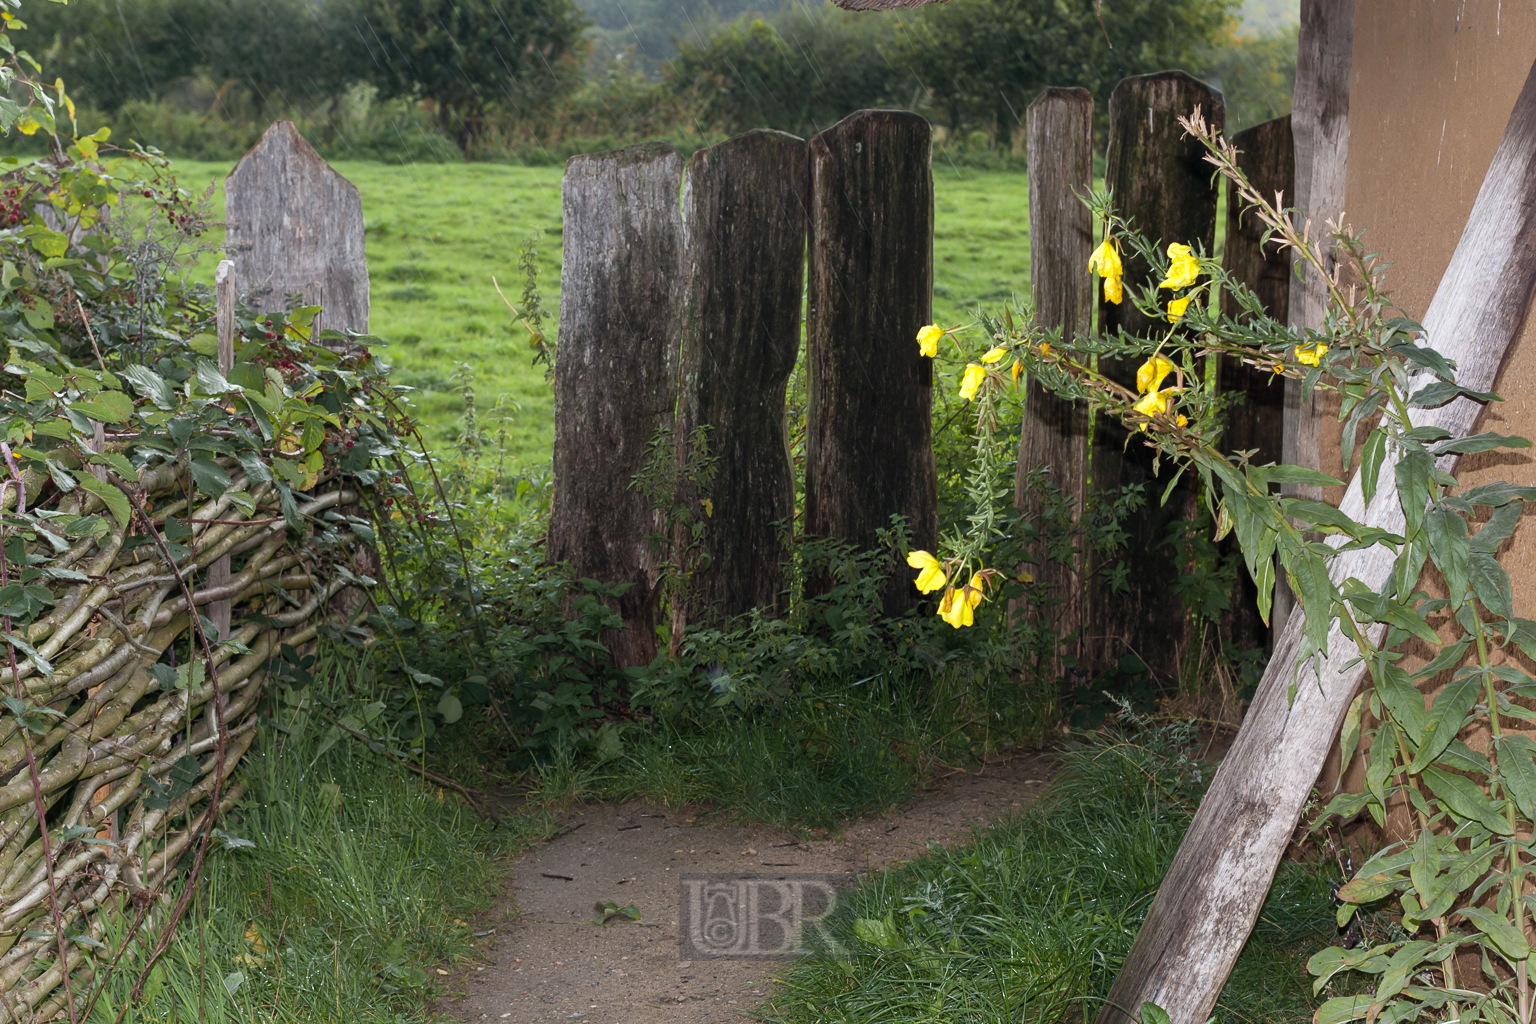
[167, 158, 1030, 460]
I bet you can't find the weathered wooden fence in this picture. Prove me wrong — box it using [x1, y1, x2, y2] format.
[553, 88, 1296, 676]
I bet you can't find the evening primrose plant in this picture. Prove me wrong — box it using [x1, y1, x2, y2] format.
[925, 107, 1536, 1023]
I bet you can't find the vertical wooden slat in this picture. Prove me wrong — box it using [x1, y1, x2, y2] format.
[1219, 114, 1294, 654]
[1087, 72, 1224, 683]
[677, 129, 809, 622]
[549, 143, 685, 668]
[1274, 0, 1356, 635]
[805, 110, 938, 618]
[207, 259, 236, 644]
[1016, 87, 1094, 665]
[225, 121, 369, 333]
[1097, 53, 1536, 1024]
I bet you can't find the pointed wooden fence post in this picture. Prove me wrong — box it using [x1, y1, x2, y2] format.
[207, 259, 237, 644]
[1087, 71, 1224, 683]
[1096, 56, 1536, 1024]
[225, 120, 369, 333]
[805, 110, 938, 618]
[1219, 115, 1293, 654]
[1016, 87, 1094, 666]
[549, 143, 685, 668]
[677, 129, 809, 624]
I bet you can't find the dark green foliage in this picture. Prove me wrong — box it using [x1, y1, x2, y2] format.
[761, 723, 1341, 1023]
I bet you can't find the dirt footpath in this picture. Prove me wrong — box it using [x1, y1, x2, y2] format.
[437, 754, 1056, 1024]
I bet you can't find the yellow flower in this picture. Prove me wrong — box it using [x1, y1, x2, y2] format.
[1088, 238, 1124, 306]
[1038, 342, 1051, 357]
[937, 573, 986, 628]
[1135, 354, 1175, 394]
[981, 346, 1007, 364]
[1295, 342, 1329, 367]
[959, 363, 986, 401]
[1133, 388, 1176, 421]
[917, 325, 944, 358]
[1011, 359, 1023, 386]
[906, 550, 947, 594]
[1167, 296, 1191, 322]
[1176, 414, 1188, 428]
[1159, 243, 1201, 290]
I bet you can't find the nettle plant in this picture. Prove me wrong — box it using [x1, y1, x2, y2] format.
[915, 110, 1536, 1021]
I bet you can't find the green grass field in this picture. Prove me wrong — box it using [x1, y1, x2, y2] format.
[168, 158, 1029, 460]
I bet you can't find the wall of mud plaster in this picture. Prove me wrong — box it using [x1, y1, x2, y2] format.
[1309, 1, 1536, 814]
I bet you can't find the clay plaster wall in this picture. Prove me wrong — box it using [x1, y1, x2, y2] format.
[1317, 1, 1536, 805]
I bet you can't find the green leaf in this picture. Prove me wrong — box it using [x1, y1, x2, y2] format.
[89, 450, 137, 481]
[1468, 549, 1514, 620]
[1407, 380, 1499, 408]
[437, 691, 463, 725]
[222, 971, 245, 997]
[1470, 498, 1524, 554]
[1429, 432, 1532, 456]
[73, 472, 130, 528]
[1421, 765, 1512, 834]
[1398, 344, 1458, 381]
[1394, 450, 1433, 536]
[71, 390, 134, 424]
[1497, 735, 1536, 820]
[1360, 428, 1387, 507]
[1312, 995, 1371, 1024]
[1459, 482, 1536, 507]
[1408, 671, 1480, 773]
[190, 456, 232, 498]
[1375, 664, 1427, 745]
[1251, 464, 1346, 489]
[26, 227, 67, 259]
[1338, 693, 1365, 775]
[195, 360, 241, 396]
[1457, 906, 1530, 961]
[1424, 503, 1469, 609]
[124, 365, 176, 410]
[1138, 1004, 1172, 1024]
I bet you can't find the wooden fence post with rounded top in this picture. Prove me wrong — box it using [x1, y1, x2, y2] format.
[1219, 114, 1294, 655]
[1087, 71, 1224, 684]
[549, 143, 685, 669]
[804, 109, 938, 618]
[677, 129, 810, 624]
[1016, 86, 1094, 667]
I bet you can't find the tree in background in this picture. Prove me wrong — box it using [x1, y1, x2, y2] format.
[892, 0, 1238, 146]
[351, 0, 590, 153]
[665, 6, 910, 138]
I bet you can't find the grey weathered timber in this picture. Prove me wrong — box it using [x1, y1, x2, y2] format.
[208, 260, 236, 643]
[1219, 115, 1293, 653]
[549, 143, 685, 668]
[1275, 0, 1355, 635]
[1016, 88, 1093, 662]
[1097, 55, 1536, 1024]
[225, 121, 369, 333]
[1087, 72, 1223, 682]
[677, 130, 808, 622]
[805, 110, 938, 618]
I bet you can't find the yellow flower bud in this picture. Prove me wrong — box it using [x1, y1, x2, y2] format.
[1089, 238, 1124, 306]
[959, 363, 987, 401]
[1135, 354, 1175, 394]
[981, 346, 1007, 364]
[1167, 296, 1191, 322]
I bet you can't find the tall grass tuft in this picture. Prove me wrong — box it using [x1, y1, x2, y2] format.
[761, 725, 1339, 1024]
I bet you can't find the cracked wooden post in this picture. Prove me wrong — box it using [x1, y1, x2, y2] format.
[677, 130, 809, 624]
[804, 110, 938, 618]
[208, 259, 236, 644]
[1016, 87, 1094, 668]
[1096, 54, 1536, 1024]
[1219, 114, 1293, 655]
[1087, 71, 1224, 684]
[549, 143, 685, 668]
[225, 120, 369, 333]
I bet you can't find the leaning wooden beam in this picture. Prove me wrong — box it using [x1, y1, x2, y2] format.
[1097, 55, 1536, 1024]
[549, 143, 685, 668]
[1016, 87, 1093, 665]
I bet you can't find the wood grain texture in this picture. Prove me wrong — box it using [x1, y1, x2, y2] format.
[677, 130, 809, 620]
[1219, 115, 1293, 653]
[805, 110, 938, 617]
[1017, 88, 1093, 663]
[208, 260, 236, 644]
[1276, 0, 1355, 634]
[549, 143, 685, 668]
[225, 121, 369, 333]
[1087, 72, 1223, 682]
[1097, 55, 1536, 1024]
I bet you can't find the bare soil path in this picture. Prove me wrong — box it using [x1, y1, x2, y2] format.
[436, 754, 1056, 1024]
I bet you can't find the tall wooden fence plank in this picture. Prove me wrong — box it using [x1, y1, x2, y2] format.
[677, 129, 809, 622]
[1097, 56, 1536, 1024]
[1219, 114, 1294, 654]
[549, 143, 685, 668]
[1088, 71, 1224, 683]
[1016, 87, 1094, 665]
[805, 110, 938, 617]
[225, 121, 369, 333]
